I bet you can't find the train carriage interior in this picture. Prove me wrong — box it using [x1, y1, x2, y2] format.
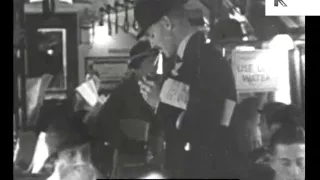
[14, 0, 305, 179]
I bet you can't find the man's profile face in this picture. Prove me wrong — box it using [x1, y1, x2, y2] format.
[146, 17, 177, 58]
[270, 143, 305, 180]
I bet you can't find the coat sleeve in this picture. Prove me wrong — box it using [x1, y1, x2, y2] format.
[91, 82, 129, 149]
[206, 51, 237, 102]
[179, 48, 237, 144]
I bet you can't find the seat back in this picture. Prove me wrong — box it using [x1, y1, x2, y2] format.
[120, 119, 150, 142]
[110, 119, 151, 179]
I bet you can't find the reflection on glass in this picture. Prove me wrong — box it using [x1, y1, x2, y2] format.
[37, 28, 67, 91]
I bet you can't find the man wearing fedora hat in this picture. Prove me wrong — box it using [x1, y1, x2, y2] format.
[92, 41, 162, 151]
[135, 0, 237, 178]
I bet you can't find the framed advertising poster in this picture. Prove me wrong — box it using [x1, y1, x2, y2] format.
[232, 50, 287, 92]
[37, 28, 67, 92]
[85, 57, 129, 91]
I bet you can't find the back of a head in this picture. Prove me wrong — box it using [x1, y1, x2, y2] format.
[270, 104, 304, 128]
[261, 102, 286, 116]
[270, 125, 305, 152]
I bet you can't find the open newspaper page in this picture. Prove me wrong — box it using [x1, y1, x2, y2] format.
[26, 74, 53, 127]
[76, 79, 99, 107]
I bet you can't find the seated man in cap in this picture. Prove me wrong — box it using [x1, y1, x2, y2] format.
[135, 0, 237, 178]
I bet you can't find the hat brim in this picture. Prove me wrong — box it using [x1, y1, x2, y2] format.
[128, 49, 158, 69]
[136, 29, 147, 40]
[128, 53, 148, 69]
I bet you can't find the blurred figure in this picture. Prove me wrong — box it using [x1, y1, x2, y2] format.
[253, 104, 304, 165]
[268, 105, 305, 130]
[230, 97, 263, 179]
[269, 126, 305, 180]
[258, 102, 287, 146]
[43, 143, 104, 180]
[234, 97, 263, 153]
[91, 41, 165, 165]
[248, 126, 305, 180]
[248, 106, 305, 180]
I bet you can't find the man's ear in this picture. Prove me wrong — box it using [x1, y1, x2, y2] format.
[160, 16, 174, 31]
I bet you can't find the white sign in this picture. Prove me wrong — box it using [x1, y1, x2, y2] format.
[232, 50, 283, 92]
[160, 78, 190, 110]
[265, 0, 320, 16]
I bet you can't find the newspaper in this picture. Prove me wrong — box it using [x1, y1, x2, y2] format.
[75, 80, 99, 107]
[26, 74, 53, 127]
[160, 78, 190, 110]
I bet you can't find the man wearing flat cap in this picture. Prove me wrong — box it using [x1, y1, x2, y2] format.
[135, 0, 237, 178]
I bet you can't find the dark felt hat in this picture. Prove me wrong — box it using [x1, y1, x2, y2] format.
[270, 104, 304, 127]
[134, 0, 188, 39]
[257, 102, 286, 115]
[128, 41, 157, 69]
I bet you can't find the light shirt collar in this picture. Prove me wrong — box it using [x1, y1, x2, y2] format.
[177, 32, 197, 59]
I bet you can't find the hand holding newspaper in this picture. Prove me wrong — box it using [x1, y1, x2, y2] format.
[76, 80, 99, 107]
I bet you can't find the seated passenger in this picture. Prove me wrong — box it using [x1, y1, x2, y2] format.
[258, 102, 287, 146]
[248, 104, 305, 180]
[248, 125, 305, 180]
[253, 104, 304, 165]
[269, 125, 305, 180]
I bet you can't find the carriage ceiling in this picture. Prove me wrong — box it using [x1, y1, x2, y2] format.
[23, 0, 305, 41]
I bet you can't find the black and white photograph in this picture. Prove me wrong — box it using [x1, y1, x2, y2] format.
[13, 0, 305, 179]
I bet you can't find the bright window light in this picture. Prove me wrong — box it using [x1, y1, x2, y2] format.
[140, 172, 166, 179]
[269, 34, 294, 50]
[93, 24, 113, 46]
[268, 35, 293, 104]
[31, 132, 50, 174]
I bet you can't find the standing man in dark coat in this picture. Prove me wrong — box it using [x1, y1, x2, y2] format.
[135, 0, 237, 178]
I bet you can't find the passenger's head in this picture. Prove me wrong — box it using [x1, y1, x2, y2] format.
[258, 102, 287, 143]
[269, 126, 305, 180]
[134, 0, 196, 58]
[269, 104, 304, 135]
[85, 71, 101, 91]
[128, 41, 158, 80]
[258, 102, 287, 128]
[45, 143, 100, 180]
